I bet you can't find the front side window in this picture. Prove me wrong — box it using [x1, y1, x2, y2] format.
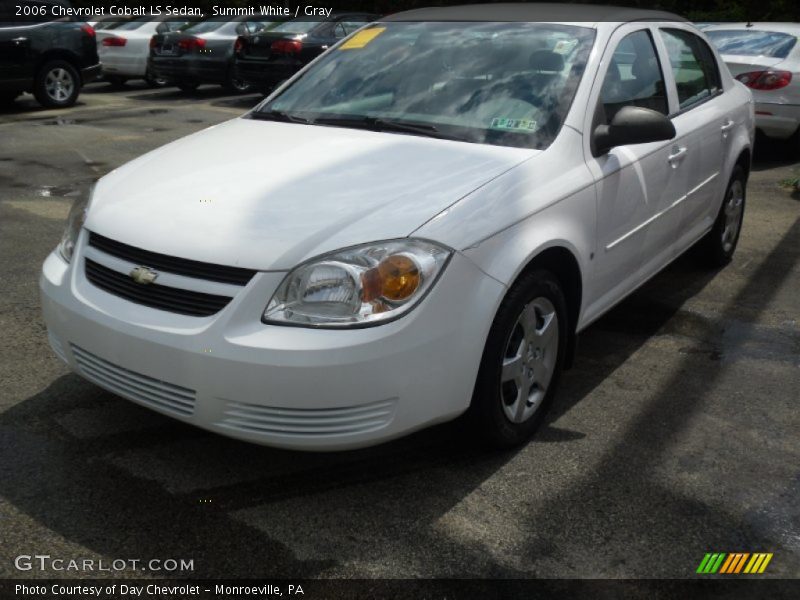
[600, 29, 668, 123]
[257, 21, 596, 149]
[660, 28, 722, 111]
[706, 29, 797, 59]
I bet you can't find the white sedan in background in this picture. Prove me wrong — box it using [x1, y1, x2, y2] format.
[41, 5, 754, 451]
[705, 23, 800, 145]
[97, 16, 193, 86]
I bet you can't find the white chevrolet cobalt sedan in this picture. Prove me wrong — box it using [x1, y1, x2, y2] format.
[41, 5, 754, 450]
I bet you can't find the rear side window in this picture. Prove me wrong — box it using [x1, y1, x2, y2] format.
[600, 29, 668, 122]
[660, 29, 722, 111]
[707, 29, 797, 59]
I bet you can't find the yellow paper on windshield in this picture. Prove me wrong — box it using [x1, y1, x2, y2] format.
[340, 27, 386, 50]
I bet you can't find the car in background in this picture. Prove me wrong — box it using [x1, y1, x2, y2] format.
[234, 13, 377, 93]
[148, 16, 283, 93]
[42, 6, 753, 451]
[0, 0, 100, 107]
[705, 23, 800, 146]
[97, 16, 197, 87]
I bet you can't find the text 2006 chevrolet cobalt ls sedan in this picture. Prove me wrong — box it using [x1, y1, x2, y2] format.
[41, 5, 754, 450]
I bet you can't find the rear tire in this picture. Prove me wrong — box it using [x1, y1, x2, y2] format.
[34, 60, 80, 108]
[469, 269, 568, 448]
[698, 165, 746, 267]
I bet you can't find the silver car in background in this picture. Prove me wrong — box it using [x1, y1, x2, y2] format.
[705, 23, 800, 145]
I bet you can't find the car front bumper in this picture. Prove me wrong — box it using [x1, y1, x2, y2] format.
[40, 234, 504, 451]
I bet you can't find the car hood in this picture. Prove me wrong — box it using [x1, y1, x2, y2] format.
[87, 118, 534, 270]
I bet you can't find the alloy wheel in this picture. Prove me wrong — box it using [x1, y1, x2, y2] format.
[45, 68, 75, 103]
[721, 179, 744, 253]
[500, 297, 559, 424]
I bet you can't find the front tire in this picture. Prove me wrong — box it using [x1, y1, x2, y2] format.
[470, 269, 568, 448]
[107, 75, 128, 88]
[699, 165, 746, 267]
[224, 70, 252, 94]
[144, 71, 168, 88]
[34, 60, 80, 108]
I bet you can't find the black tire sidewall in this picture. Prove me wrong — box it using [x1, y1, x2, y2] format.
[35, 60, 80, 108]
[470, 269, 569, 448]
[707, 165, 746, 265]
[225, 69, 251, 94]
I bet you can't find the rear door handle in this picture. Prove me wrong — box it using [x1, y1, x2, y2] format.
[720, 119, 735, 132]
[668, 146, 688, 165]
[12, 37, 28, 45]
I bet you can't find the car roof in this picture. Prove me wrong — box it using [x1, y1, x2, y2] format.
[383, 3, 686, 24]
[703, 22, 800, 35]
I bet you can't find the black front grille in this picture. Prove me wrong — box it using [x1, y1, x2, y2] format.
[88, 232, 256, 286]
[85, 259, 232, 317]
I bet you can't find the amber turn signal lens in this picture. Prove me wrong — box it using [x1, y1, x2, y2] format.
[361, 255, 421, 303]
[378, 255, 420, 301]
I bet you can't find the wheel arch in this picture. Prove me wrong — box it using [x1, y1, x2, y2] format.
[511, 244, 583, 369]
[36, 50, 83, 83]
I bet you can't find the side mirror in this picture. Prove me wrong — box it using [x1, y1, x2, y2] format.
[593, 105, 675, 156]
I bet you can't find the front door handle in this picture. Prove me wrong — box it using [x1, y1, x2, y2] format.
[12, 37, 29, 45]
[668, 146, 688, 166]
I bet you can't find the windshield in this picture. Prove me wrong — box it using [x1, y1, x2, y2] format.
[257, 22, 595, 149]
[706, 30, 798, 59]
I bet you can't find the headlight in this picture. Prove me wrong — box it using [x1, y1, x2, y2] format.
[264, 239, 452, 328]
[58, 192, 90, 262]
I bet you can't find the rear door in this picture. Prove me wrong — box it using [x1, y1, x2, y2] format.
[656, 27, 730, 249]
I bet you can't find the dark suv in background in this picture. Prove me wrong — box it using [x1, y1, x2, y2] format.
[0, 0, 100, 108]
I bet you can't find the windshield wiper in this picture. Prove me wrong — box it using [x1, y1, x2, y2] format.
[312, 115, 465, 141]
[250, 109, 309, 124]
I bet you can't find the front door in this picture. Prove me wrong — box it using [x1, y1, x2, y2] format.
[583, 25, 688, 322]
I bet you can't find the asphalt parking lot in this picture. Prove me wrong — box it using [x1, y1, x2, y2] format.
[1, 81, 798, 580]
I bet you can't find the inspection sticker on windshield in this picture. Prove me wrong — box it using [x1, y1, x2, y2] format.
[340, 27, 386, 50]
[553, 39, 578, 55]
[491, 118, 537, 132]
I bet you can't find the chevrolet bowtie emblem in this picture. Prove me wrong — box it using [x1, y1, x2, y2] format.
[129, 266, 158, 285]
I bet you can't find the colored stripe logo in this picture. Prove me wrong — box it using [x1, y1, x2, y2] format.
[697, 553, 773, 574]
